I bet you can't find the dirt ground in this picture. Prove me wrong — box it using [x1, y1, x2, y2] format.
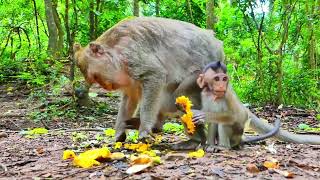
[0, 85, 320, 179]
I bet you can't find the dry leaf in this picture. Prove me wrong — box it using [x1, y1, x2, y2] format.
[273, 169, 294, 178]
[126, 163, 152, 175]
[131, 154, 153, 165]
[246, 163, 260, 173]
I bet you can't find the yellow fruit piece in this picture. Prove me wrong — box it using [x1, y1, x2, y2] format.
[263, 161, 279, 169]
[63, 150, 76, 160]
[73, 156, 101, 168]
[175, 96, 196, 135]
[176, 96, 193, 112]
[188, 149, 205, 158]
[110, 152, 125, 160]
[104, 128, 116, 137]
[124, 143, 151, 152]
[114, 142, 122, 149]
[62, 147, 111, 168]
[141, 150, 157, 157]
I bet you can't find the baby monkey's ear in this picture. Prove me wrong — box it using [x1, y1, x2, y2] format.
[197, 74, 205, 88]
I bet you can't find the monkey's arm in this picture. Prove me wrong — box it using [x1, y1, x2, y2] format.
[192, 110, 236, 125]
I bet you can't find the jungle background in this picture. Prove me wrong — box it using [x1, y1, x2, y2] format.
[0, 0, 320, 179]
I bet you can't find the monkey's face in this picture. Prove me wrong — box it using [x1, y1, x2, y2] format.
[208, 72, 228, 99]
[197, 68, 228, 100]
[73, 42, 123, 91]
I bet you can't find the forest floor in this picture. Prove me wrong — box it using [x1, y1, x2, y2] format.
[0, 84, 320, 180]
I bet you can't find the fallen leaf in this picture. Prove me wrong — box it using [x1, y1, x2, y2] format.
[246, 163, 260, 173]
[265, 143, 277, 154]
[0, 132, 8, 138]
[35, 147, 44, 155]
[273, 169, 294, 178]
[126, 163, 152, 175]
[131, 154, 153, 165]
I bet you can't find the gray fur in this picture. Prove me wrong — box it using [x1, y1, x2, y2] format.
[79, 17, 224, 140]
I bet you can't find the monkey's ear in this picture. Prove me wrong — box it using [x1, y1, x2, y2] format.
[73, 43, 82, 52]
[89, 42, 104, 57]
[197, 74, 205, 88]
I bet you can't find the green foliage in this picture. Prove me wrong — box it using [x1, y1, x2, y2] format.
[126, 130, 139, 143]
[0, 0, 319, 110]
[298, 123, 310, 130]
[163, 122, 184, 135]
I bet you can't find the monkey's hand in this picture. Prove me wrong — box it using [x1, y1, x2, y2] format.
[191, 109, 206, 125]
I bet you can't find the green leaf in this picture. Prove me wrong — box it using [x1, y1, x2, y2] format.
[298, 123, 310, 130]
[163, 122, 184, 134]
[89, 92, 98, 98]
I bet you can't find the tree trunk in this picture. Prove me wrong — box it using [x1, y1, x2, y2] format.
[306, 1, 316, 69]
[206, 0, 214, 30]
[186, 0, 194, 23]
[155, 0, 160, 17]
[89, 0, 95, 40]
[94, 0, 101, 38]
[276, 52, 283, 104]
[52, 1, 64, 56]
[44, 0, 58, 57]
[32, 0, 41, 51]
[133, 0, 139, 17]
[64, 0, 72, 56]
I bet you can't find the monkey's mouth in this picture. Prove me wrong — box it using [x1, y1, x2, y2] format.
[213, 91, 225, 97]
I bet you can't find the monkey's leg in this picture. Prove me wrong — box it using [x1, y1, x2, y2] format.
[218, 125, 232, 149]
[205, 123, 228, 152]
[115, 94, 139, 142]
[138, 80, 164, 140]
[207, 123, 218, 146]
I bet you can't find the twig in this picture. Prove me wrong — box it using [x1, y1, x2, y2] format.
[0, 114, 24, 118]
[6, 159, 37, 167]
[40, 118, 50, 130]
[56, 128, 105, 133]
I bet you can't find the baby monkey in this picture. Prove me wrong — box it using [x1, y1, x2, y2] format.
[192, 61, 280, 150]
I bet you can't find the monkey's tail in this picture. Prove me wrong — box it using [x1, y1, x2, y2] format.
[248, 111, 320, 145]
[242, 118, 281, 143]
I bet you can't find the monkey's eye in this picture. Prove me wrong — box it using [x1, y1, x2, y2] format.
[223, 77, 228, 81]
[214, 76, 219, 81]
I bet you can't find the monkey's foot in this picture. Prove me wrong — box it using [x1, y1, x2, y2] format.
[205, 145, 227, 153]
[138, 130, 155, 143]
[170, 139, 200, 151]
[115, 131, 127, 142]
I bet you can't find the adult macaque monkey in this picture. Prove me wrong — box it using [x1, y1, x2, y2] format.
[73, 17, 224, 142]
[192, 61, 320, 150]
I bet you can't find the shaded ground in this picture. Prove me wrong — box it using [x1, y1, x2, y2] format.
[0, 84, 320, 179]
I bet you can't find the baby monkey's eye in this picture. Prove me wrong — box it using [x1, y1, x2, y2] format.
[223, 77, 228, 81]
[214, 76, 219, 81]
